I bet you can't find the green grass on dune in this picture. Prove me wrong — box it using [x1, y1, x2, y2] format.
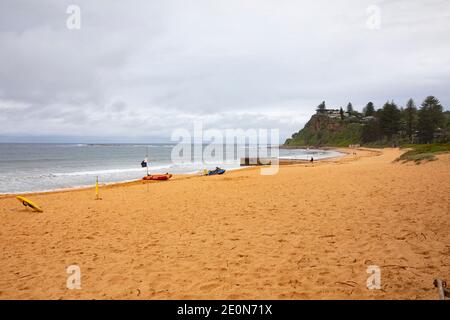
[397, 143, 450, 164]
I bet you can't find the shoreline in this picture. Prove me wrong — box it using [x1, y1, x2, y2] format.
[0, 148, 349, 198]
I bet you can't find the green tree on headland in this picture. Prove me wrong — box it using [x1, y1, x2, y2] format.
[379, 101, 401, 140]
[417, 96, 445, 143]
[347, 102, 354, 114]
[361, 117, 381, 143]
[404, 98, 418, 143]
[316, 101, 326, 113]
[363, 102, 375, 117]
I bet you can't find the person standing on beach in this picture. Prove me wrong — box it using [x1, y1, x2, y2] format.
[310, 157, 314, 163]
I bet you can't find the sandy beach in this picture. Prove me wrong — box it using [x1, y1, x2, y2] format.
[0, 148, 449, 300]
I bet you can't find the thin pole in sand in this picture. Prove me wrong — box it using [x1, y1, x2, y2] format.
[146, 146, 149, 193]
[95, 176, 101, 200]
[146, 146, 149, 176]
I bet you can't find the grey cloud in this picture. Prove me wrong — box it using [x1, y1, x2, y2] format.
[0, 0, 449, 142]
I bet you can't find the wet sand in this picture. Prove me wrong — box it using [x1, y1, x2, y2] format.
[0, 148, 449, 299]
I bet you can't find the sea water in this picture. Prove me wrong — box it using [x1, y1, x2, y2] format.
[0, 143, 342, 194]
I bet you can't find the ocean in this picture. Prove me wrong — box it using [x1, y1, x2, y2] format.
[0, 143, 342, 194]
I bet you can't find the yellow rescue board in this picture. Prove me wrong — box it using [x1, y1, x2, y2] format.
[16, 196, 43, 212]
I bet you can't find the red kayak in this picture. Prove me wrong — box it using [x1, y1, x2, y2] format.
[142, 174, 172, 181]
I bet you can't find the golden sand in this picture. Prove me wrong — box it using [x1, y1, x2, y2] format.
[0, 148, 449, 300]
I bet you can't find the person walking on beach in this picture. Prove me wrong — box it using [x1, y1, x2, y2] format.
[310, 157, 314, 163]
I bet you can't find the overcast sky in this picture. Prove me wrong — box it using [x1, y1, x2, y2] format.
[0, 0, 449, 143]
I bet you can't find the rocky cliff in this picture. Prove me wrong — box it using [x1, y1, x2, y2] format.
[284, 114, 363, 147]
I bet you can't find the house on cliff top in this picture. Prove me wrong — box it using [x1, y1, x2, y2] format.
[316, 108, 350, 119]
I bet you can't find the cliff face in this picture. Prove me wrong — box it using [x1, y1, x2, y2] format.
[311, 115, 343, 133]
[284, 114, 363, 147]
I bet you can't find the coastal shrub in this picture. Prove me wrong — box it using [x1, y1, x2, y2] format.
[397, 142, 450, 163]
